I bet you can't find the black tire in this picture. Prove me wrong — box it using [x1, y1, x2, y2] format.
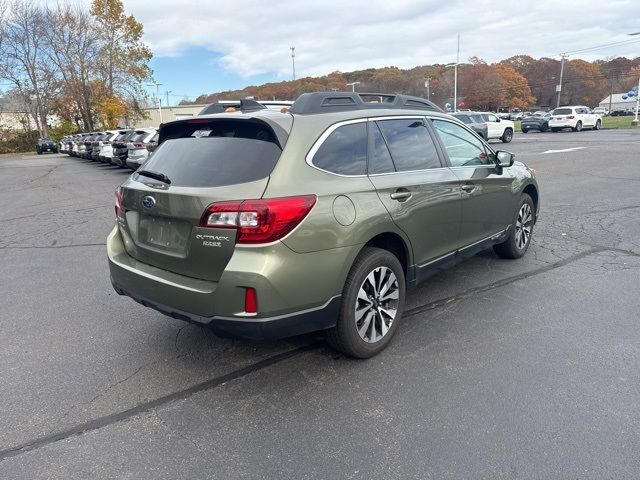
[573, 121, 582, 132]
[326, 247, 406, 359]
[494, 193, 535, 259]
[501, 128, 513, 143]
[594, 119, 601, 130]
[37, 150, 42, 155]
[521, 128, 529, 133]
[540, 124, 548, 132]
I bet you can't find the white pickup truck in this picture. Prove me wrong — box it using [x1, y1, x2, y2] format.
[549, 106, 602, 132]
[479, 112, 515, 143]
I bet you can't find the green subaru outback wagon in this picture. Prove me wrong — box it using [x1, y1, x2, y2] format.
[108, 93, 539, 358]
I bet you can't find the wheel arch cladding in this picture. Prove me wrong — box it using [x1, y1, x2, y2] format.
[364, 232, 410, 281]
[523, 184, 539, 218]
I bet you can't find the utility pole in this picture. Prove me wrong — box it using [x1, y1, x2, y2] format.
[453, 34, 459, 112]
[290, 46, 296, 81]
[556, 54, 567, 108]
[424, 77, 431, 98]
[165, 90, 172, 108]
[147, 82, 163, 123]
[608, 70, 613, 115]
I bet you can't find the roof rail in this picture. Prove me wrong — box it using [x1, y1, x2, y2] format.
[199, 99, 267, 115]
[289, 92, 443, 115]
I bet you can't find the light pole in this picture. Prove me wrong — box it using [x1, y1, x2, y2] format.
[147, 82, 163, 123]
[445, 33, 460, 112]
[290, 47, 296, 81]
[454, 33, 459, 112]
[631, 77, 639, 127]
[627, 32, 639, 125]
[556, 54, 567, 108]
[346, 82, 361, 92]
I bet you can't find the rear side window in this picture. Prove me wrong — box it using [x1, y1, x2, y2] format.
[140, 120, 282, 188]
[376, 119, 441, 171]
[312, 122, 367, 175]
[454, 114, 471, 124]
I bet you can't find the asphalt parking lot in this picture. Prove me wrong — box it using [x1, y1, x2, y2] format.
[1, 129, 640, 479]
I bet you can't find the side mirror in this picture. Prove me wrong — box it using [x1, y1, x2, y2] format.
[495, 151, 515, 168]
[495, 117, 501, 123]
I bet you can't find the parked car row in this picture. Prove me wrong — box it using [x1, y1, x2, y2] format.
[519, 106, 602, 133]
[58, 129, 158, 169]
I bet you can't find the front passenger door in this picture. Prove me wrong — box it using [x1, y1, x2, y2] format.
[431, 119, 515, 248]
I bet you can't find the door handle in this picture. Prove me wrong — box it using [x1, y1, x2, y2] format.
[390, 191, 412, 201]
[461, 183, 476, 193]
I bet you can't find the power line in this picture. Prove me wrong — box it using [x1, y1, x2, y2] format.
[564, 37, 640, 56]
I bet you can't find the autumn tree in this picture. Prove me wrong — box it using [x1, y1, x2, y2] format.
[90, 0, 152, 99]
[494, 61, 536, 109]
[561, 59, 606, 106]
[0, 0, 60, 137]
[44, 3, 101, 130]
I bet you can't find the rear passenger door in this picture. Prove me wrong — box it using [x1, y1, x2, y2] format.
[367, 117, 463, 267]
[430, 118, 515, 248]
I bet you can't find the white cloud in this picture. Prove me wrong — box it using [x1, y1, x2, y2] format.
[126, 0, 640, 79]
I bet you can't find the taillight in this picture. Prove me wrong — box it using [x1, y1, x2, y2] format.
[115, 186, 123, 217]
[566, 115, 575, 119]
[133, 143, 144, 148]
[199, 195, 317, 244]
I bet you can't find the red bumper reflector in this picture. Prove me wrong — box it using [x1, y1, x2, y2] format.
[244, 287, 258, 314]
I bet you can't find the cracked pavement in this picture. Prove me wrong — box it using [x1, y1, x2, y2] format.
[1, 130, 640, 479]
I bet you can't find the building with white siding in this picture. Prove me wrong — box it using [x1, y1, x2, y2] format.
[598, 93, 638, 113]
[131, 104, 206, 128]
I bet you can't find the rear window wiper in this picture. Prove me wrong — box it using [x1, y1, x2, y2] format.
[137, 170, 171, 184]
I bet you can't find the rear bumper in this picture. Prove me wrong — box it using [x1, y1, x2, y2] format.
[111, 282, 340, 340]
[126, 155, 147, 169]
[107, 226, 354, 340]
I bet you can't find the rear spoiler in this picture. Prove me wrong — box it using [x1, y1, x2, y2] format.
[158, 116, 289, 150]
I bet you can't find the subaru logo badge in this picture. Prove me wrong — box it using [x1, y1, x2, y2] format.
[142, 195, 156, 209]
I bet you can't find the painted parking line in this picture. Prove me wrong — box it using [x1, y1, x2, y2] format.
[541, 147, 587, 154]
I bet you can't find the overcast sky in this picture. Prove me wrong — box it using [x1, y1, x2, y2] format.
[125, 0, 640, 102]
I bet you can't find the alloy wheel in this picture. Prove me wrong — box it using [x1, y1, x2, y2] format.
[515, 203, 533, 250]
[355, 266, 399, 343]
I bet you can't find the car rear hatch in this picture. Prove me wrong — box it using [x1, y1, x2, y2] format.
[117, 117, 288, 282]
[127, 131, 154, 157]
[551, 108, 573, 121]
[113, 131, 134, 157]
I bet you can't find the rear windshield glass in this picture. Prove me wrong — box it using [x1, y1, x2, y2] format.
[140, 121, 281, 187]
[453, 114, 471, 124]
[553, 108, 572, 115]
[123, 132, 136, 141]
[130, 132, 148, 143]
